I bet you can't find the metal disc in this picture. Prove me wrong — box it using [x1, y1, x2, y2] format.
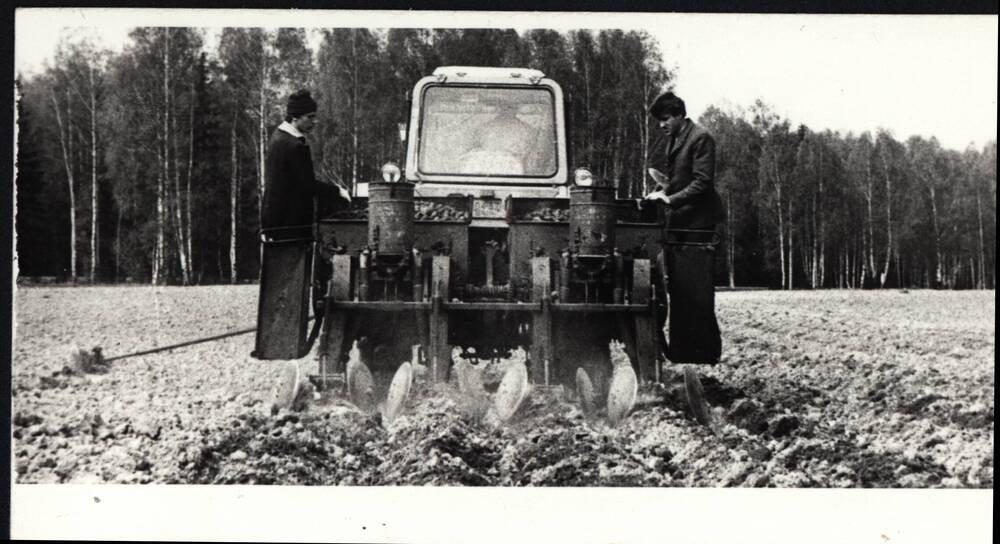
[272, 361, 300, 414]
[494, 361, 529, 422]
[383, 362, 413, 424]
[576, 367, 597, 417]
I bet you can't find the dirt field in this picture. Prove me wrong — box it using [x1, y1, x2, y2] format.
[11, 286, 994, 487]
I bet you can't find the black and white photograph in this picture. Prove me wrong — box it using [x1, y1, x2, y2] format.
[8, 6, 996, 542]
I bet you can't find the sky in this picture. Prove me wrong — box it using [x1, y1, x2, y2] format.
[14, 9, 999, 151]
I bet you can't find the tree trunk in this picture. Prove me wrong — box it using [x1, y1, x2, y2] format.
[89, 65, 99, 283]
[851, 242, 856, 288]
[853, 241, 859, 288]
[727, 192, 735, 288]
[837, 247, 842, 288]
[351, 30, 359, 190]
[841, 247, 845, 288]
[258, 59, 267, 228]
[810, 193, 817, 288]
[230, 108, 239, 284]
[846, 242, 852, 288]
[856, 241, 862, 288]
[879, 155, 892, 288]
[848, 244, 853, 288]
[816, 151, 824, 288]
[969, 254, 976, 289]
[841, 246, 847, 289]
[864, 160, 875, 284]
[819, 231, 825, 287]
[186, 77, 195, 282]
[611, 126, 623, 196]
[51, 90, 77, 281]
[776, 181, 786, 289]
[788, 199, 794, 290]
[158, 28, 171, 284]
[855, 244, 860, 288]
[640, 74, 651, 195]
[172, 117, 189, 284]
[846, 243, 853, 289]
[893, 250, 903, 287]
[636, 114, 646, 197]
[584, 61, 592, 165]
[928, 185, 942, 286]
[169, 57, 190, 285]
[975, 180, 987, 289]
[155, 138, 165, 285]
[114, 208, 121, 282]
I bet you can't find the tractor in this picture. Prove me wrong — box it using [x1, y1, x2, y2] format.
[254, 66, 719, 414]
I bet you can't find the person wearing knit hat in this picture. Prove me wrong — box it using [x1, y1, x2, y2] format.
[261, 89, 350, 233]
[255, 89, 350, 363]
[285, 89, 318, 120]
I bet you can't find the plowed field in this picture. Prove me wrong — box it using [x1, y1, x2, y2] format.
[11, 286, 994, 487]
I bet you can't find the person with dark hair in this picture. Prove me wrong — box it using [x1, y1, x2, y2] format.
[644, 91, 724, 229]
[643, 91, 724, 366]
[262, 89, 350, 233]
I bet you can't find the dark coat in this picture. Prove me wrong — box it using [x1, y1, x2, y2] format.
[651, 119, 725, 229]
[262, 128, 346, 235]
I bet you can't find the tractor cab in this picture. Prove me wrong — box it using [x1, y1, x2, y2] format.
[405, 66, 567, 195]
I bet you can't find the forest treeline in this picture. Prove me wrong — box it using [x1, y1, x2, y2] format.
[14, 27, 996, 289]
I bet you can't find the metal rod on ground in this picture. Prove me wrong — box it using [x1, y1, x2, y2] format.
[102, 316, 315, 363]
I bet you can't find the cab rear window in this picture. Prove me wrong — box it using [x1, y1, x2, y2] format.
[418, 86, 558, 179]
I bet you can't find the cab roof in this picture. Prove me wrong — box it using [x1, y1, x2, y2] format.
[431, 66, 547, 84]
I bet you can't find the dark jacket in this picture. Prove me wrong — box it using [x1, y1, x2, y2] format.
[262, 128, 346, 234]
[651, 119, 725, 229]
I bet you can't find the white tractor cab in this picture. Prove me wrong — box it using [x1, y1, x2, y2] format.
[359, 66, 574, 208]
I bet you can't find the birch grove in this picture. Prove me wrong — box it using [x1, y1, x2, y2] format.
[15, 27, 996, 289]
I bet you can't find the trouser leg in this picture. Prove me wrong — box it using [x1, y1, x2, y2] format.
[663, 235, 721, 365]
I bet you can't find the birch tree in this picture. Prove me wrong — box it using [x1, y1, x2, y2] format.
[54, 37, 109, 282]
[874, 129, 904, 287]
[229, 101, 240, 284]
[218, 28, 278, 229]
[753, 101, 797, 289]
[49, 80, 78, 280]
[906, 136, 949, 286]
[317, 28, 380, 190]
[218, 27, 280, 278]
[845, 133, 877, 285]
[699, 104, 762, 288]
[970, 142, 997, 288]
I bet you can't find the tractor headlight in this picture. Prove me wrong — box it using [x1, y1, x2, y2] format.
[381, 162, 402, 183]
[574, 168, 594, 187]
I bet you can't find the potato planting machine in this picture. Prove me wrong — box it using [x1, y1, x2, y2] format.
[254, 67, 719, 418]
